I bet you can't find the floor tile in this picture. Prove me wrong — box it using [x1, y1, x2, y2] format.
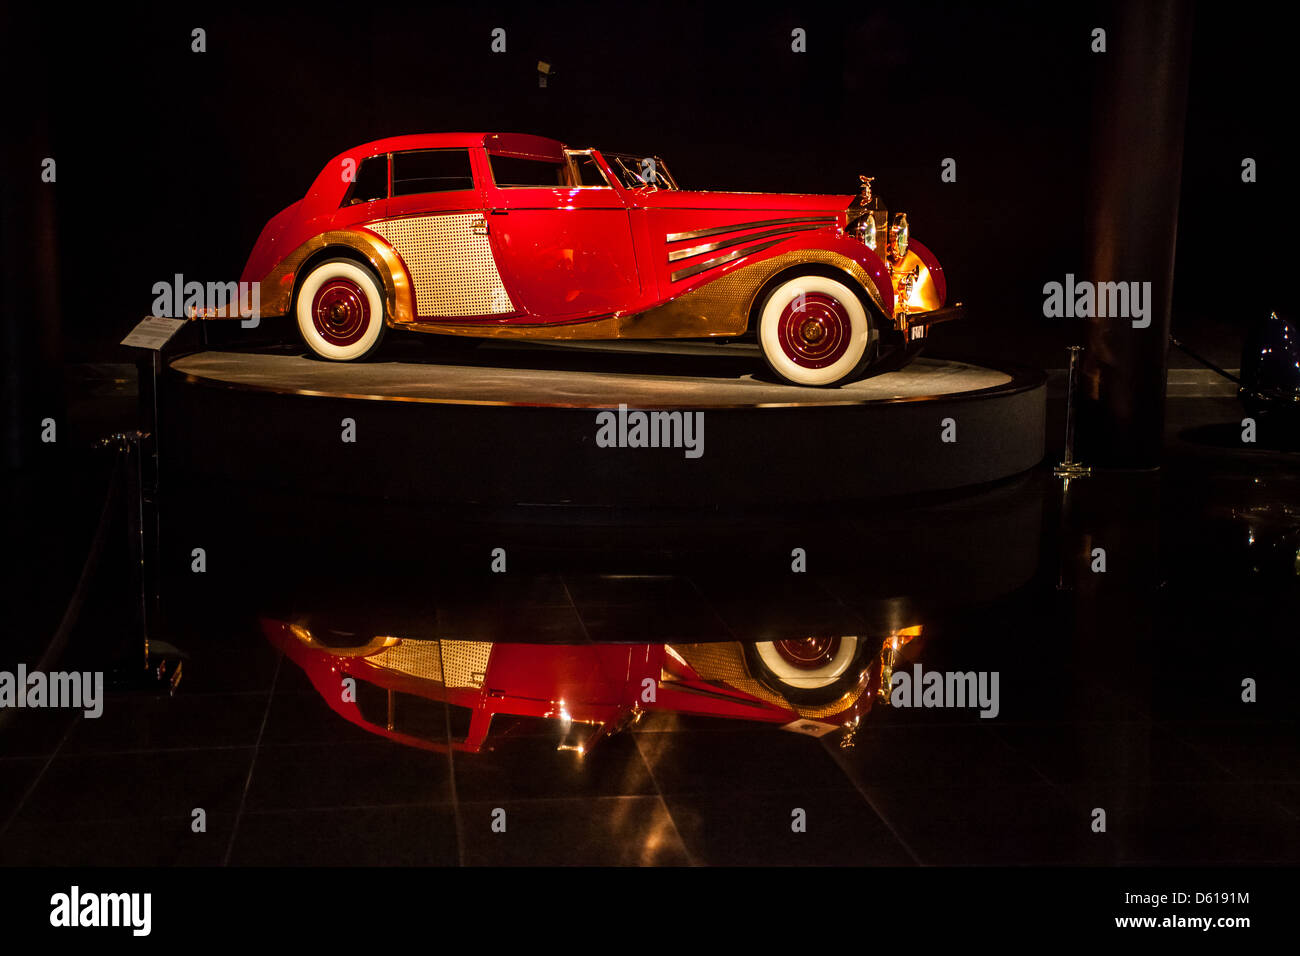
[228, 805, 459, 865]
[459, 796, 690, 866]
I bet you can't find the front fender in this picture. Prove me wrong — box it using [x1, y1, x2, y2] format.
[620, 229, 898, 338]
[906, 238, 948, 313]
[751, 231, 896, 318]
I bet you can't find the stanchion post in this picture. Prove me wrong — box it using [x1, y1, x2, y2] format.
[1055, 346, 1092, 480]
[97, 431, 151, 668]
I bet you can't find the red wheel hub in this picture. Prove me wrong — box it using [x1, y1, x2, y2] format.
[312, 278, 369, 346]
[777, 293, 853, 368]
[772, 637, 841, 669]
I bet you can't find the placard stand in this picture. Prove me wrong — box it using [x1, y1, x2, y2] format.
[116, 316, 189, 693]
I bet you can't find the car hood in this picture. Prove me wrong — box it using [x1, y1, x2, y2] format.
[631, 190, 853, 212]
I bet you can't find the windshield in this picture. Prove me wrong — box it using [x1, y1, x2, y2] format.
[603, 152, 679, 190]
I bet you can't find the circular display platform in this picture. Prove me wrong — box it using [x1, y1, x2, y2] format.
[172, 343, 1014, 408]
[163, 342, 1046, 506]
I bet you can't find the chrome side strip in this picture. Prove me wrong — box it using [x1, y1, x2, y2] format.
[669, 237, 790, 282]
[666, 215, 836, 243]
[667, 222, 828, 262]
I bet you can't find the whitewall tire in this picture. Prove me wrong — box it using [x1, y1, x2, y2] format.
[752, 637, 861, 691]
[757, 274, 871, 386]
[296, 259, 387, 361]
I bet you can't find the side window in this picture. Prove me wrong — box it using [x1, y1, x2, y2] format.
[568, 154, 610, 187]
[489, 154, 565, 187]
[391, 149, 475, 196]
[342, 155, 388, 206]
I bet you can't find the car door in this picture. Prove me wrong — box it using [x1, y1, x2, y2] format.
[365, 147, 516, 319]
[477, 148, 641, 320]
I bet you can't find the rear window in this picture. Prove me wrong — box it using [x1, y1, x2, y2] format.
[342, 155, 388, 206]
[392, 149, 475, 196]
[489, 154, 565, 188]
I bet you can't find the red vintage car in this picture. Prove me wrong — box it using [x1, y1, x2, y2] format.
[238, 133, 960, 386]
[262, 618, 925, 754]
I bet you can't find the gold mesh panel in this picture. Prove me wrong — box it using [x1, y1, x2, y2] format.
[440, 640, 492, 688]
[366, 641, 443, 682]
[364, 639, 491, 688]
[368, 214, 514, 317]
[671, 642, 864, 719]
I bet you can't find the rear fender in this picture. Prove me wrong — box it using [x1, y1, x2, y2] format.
[251, 228, 414, 325]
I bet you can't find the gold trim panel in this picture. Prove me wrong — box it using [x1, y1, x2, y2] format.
[407, 314, 621, 339]
[623, 248, 891, 339]
[256, 229, 415, 325]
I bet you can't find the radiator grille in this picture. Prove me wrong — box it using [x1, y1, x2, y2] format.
[368, 214, 514, 317]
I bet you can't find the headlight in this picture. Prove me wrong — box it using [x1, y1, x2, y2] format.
[891, 213, 909, 260]
[856, 214, 877, 250]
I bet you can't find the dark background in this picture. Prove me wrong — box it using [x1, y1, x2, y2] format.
[2, 0, 1295, 368]
[0, 2, 1296, 879]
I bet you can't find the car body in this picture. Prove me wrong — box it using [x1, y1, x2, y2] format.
[263, 618, 926, 753]
[236, 133, 961, 386]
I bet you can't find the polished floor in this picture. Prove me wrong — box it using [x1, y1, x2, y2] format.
[0, 360, 1295, 867]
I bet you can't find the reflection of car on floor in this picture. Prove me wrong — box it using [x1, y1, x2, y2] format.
[263, 619, 925, 753]
[234, 133, 961, 386]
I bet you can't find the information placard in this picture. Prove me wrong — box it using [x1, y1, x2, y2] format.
[121, 316, 187, 350]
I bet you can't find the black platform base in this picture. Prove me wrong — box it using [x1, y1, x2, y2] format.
[163, 342, 1046, 507]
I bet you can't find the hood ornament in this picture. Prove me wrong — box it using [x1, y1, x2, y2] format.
[857, 175, 876, 208]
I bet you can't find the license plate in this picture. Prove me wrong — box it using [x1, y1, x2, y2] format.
[910, 324, 927, 341]
[781, 719, 839, 738]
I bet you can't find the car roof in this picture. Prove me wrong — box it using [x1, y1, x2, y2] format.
[341, 133, 567, 162]
[305, 133, 571, 207]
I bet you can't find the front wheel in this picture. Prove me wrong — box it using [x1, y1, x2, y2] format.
[744, 636, 865, 706]
[296, 258, 387, 361]
[757, 274, 872, 386]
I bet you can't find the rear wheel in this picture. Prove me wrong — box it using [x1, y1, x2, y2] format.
[757, 274, 872, 386]
[296, 258, 387, 361]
